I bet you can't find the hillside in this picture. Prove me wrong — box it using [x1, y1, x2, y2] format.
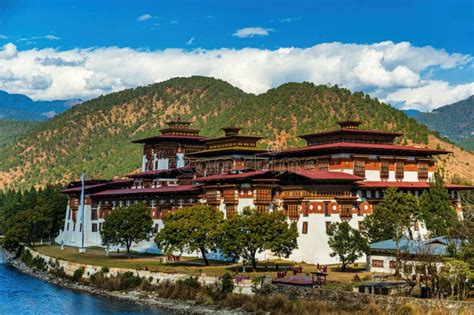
[0, 119, 41, 148]
[0, 90, 81, 121]
[0, 76, 472, 190]
[410, 96, 474, 152]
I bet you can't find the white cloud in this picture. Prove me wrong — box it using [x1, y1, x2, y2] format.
[387, 81, 474, 111]
[186, 37, 195, 45]
[279, 17, 301, 23]
[0, 34, 7, 39]
[44, 34, 61, 41]
[0, 43, 18, 59]
[233, 27, 272, 38]
[137, 14, 153, 21]
[0, 41, 471, 111]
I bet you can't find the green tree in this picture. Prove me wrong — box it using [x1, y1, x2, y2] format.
[155, 205, 223, 266]
[364, 187, 420, 274]
[364, 187, 420, 243]
[419, 172, 458, 237]
[3, 209, 50, 250]
[328, 221, 368, 271]
[218, 208, 298, 271]
[100, 203, 153, 256]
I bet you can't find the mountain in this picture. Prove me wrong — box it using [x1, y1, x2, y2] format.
[0, 90, 81, 121]
[0, 76, 472, 190]
[402, 109, 421, 118]
[0, 119, 40, 148]
[409, 96, 474, 152]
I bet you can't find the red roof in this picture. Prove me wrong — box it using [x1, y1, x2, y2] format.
[262, 142, 450, 156]
[357, 181, 473, 190]
[127, 166, 194, 178]
[195, 170, 269, 181]
[132, 135, 207, 143]
[299, 128, 403, 139]
[289, 170, 364, 181]
[92, 184, 202, 196]
[62, 179, 133, 193]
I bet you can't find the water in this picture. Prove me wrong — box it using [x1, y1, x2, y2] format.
[0, 250, 170, 315]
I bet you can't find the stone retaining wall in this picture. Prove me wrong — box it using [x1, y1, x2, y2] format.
[272, 285, 474, 314]
[25, 247, 253, 295]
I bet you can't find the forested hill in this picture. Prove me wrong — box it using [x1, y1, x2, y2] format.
[411, 96, 474, 152]
[0, 76, 472, 190]
[0, 119, 40, 148]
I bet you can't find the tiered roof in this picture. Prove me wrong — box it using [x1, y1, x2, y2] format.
[187, 126, 266, 157]
[132, 117, 207, 144]
[264, 119, 450, 157]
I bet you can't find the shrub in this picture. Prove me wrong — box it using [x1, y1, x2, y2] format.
[20, 249, 33, 266]
[220, 273, 235, 295]
[139, 279, 156, 291]
[182, 276, 201, 289]
[121, 272, 142, 290]
[50, 266, 67, 278]
[31, 256, 47, 271]
[100, 267, 109, 274]
[72, 267, 85, 282]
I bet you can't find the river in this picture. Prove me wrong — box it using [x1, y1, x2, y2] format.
[0, 250, 170, 315]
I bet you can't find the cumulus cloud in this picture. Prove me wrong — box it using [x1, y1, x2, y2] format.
[0, 43, 18, 59]
[137, 14, 153, 21]
[0, 34, 7, 39]
[0, 41, 472, 110]
[186, 37, 195, 45]
[387, 81, 474, 111]
[233, 27, 272, 38]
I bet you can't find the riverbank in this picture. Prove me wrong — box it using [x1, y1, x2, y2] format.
[5, 250, 243, 315]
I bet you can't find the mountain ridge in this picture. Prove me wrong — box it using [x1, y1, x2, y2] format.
[0, 76, 472, 190]
[0, 90, 81, 121]
[408, 96, 474, 152]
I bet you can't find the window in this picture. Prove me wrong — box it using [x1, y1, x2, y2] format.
[302, 222, 308, 234]
[414, 221, 420, 231]
[256, 205, 268, 214]
[318, 159, 329, 172]
[324, 202, 330, 216]
[92, 223, 98, 232]
[358, 221, 365, 231]
[395, 161, 404, 180]
[91, 209, 98, 220]
[154, 224, 159, 233]
[418, 162, 428, 181]
[325, 222, 334, 235]
[380, 160, 389, 180]
[226, 205, 237, 219]
[389, 261, 397, 269]
[353, 160, 366, 177]
[66, 223, 69, 231]
[371, 259, 384, 268]
[403, 265, 413, 274]
[415, 265, 425, 274]
[286, 204, 299, 220]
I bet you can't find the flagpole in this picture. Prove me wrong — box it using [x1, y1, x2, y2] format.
[79, 172, 86, 253]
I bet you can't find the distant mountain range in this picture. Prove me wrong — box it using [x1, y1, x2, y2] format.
[0, 90, 81, 121]
[404, 96, 474, 152]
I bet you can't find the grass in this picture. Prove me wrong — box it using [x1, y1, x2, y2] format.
[33, 245, 371, 282]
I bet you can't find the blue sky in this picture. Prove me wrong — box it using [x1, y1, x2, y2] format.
[0, 0, 473, 111]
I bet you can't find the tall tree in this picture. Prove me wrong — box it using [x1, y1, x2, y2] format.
[101, 203, 153, 256]
[419, 172, 458, 237]
[328, 221, 368, 271]
[218, 208, 298, 271]
[155, 205, 223, 266]
[364, 187, 420, 274]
